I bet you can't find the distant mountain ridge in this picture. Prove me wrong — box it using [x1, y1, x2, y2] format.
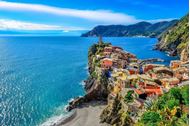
[81, 20, 178, 37]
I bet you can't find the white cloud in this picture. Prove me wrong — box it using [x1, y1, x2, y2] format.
[0, 1, 177, 30]
[0, 19, 86, 30]
[0, 1, 138, 24]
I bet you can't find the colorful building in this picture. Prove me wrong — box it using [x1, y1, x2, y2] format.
[170, 60, 182, 69]
[101, 58, 113, 69]
[104, 47, 113, 52]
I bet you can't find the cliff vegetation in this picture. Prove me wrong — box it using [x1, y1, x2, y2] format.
[156, 14, 189, 61]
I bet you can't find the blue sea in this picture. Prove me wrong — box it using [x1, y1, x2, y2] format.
[0, 36, 177, 126]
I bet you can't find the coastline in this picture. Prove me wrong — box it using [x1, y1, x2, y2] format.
[61, 101, 108, 126]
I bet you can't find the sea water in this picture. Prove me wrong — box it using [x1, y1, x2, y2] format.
[0, 36, 177, 126]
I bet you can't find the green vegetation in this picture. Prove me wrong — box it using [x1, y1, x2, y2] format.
[136, 85, 189, 126]
[82, 20, 178, 37]
[124, 90, 134, 103]
[88, 42, 110, 57]
[158, 14, 189, 61]
[141, 111, 161, 125]
[91, 71, 97, 78]
[88, 41, 111, 73]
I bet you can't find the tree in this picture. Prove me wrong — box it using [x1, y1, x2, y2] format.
[124, 90, 134, 103]
[141, 111, 161, 125]
[181, 86, 189, 105]
[169, 88, 183, 104]
[166, 98, 180, 109]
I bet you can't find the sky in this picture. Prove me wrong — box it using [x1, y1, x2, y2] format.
[0, 0, 188, 32]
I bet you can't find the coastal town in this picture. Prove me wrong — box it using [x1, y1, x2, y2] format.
[66, 37, 189, 126]
[93, 37, 189, 124]
[95, 38, 188, 95]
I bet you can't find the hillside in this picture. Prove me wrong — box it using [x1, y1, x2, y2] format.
[156, 14, 189, 61]
[81, 20, 178, 37]
[136, 85, 189, 126]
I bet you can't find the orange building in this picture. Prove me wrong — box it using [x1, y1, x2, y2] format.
[128, 68, 139, 75]
[101, 58, 113, 69]
[170, 60, 181, 69]
[143, 64, 154, 73]
[145, 88, 163, 96]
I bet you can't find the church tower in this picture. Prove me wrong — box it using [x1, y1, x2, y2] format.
[98, 36, 103, 45]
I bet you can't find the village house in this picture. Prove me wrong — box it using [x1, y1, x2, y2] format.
[153, 67, 173, 78]
[126, 75, 139, 88]
[129, 58, 138, 63]
[160, 78, 170, 89]
[101, 58, 113, 69]
[149, 72, 157, 79]
[170, 60, 182, 69]
[134, 79, 163, 99]
[103, 52, 111, 58]
[129, 63, 139, 69]
[160, 77, 180, 88]
[112, 59, 128, 69]
[114, 48, 123, 54]
[112, 46, 123, 51]
[104, 46, 123, 54]
[111, 69, 130, 88]
[143, 64, 155, 73]
[143, 64, 165, 73]
[128, 53, 137, 58]
[111, 52, 122, 59]
[104, 46, 113, 53]
[169, 78, 180, 86]
[173, 67, 189, 81]
[127, 67, 139, 75]
[145, 87, 163, 96]
[119, 59, 128, 69]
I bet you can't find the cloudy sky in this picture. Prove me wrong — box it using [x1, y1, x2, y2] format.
[0, 0, 188, 31]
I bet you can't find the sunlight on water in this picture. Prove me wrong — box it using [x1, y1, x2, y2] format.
[0, 36, 177, 126]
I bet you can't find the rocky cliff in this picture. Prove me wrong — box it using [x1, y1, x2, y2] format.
[100, 94, 134, 126]
[67, 41, 111, 111]
[155, 14, 189, 61]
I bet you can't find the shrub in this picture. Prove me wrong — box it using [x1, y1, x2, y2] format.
[124, 90, 134, 103]
[141, 111, 161, 125]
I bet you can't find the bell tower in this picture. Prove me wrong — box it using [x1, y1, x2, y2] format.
[98, 36, 103, 45]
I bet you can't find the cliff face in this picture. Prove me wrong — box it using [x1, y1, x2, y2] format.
[156, 14, 189, 61]
[81, 20, 178, 37]
[67, 42, 111, 111]
[100, 94, 133, 126]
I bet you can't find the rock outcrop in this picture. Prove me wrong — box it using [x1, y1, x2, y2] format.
[67, 41, 111, 111]
[100, 94, 134, 126]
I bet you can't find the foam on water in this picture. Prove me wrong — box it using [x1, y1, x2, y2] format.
[39, 105, 74, 126]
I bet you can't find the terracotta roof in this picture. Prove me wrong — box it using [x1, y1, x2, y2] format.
[145, 88, 163, 95]
[135, 89, 143, 95]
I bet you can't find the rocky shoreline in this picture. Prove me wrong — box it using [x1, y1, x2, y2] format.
[154, 14, 189, 61]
